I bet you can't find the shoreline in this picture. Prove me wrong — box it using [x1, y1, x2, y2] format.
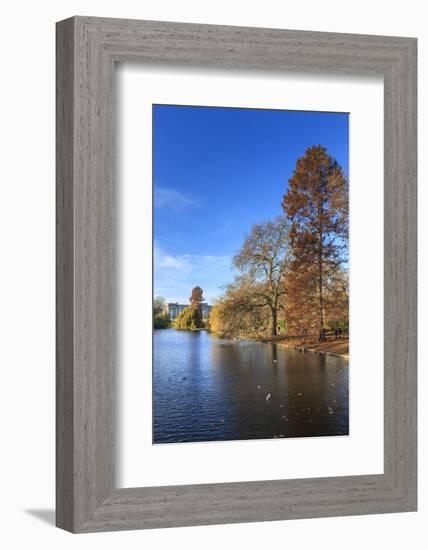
[259, 335, 349, 359]
[158, 327, 349, 360]
[215, 332, 349, 359]
[276, 341, 349, 360]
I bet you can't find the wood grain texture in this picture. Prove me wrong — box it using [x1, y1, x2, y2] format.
[56, 18, 75, 532]
[56, 16, 417, 533]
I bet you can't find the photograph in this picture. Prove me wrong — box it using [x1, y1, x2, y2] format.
[152, 104, 349, 444]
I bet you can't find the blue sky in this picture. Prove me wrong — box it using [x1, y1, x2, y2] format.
[153, 105, 349, 304]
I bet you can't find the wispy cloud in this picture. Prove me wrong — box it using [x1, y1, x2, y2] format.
[154, 187, 199, 210]
[154, 242, 232, 304]
[209, 219, 234, 238]
[155, 247, 189, 270]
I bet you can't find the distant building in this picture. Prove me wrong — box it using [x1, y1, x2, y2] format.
[166, 303, 186, 321]
[166, 302, 212, 321]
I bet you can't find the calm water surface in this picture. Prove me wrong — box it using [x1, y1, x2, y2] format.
[153, 329, 348, 444]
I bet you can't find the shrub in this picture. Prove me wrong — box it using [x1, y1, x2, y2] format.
[154, 312, 171, 329]
[174, 305, 203, 330]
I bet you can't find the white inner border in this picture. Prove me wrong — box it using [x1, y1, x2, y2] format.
[117, 65, 384, 488]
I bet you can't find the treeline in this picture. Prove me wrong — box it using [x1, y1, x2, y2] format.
[153, 287, 207, 330]
[209, 145, 349, 341]
[153, 297, 171, 329]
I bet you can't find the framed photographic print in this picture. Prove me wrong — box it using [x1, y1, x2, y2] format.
[150, 104, 351, 446]
[56, 16, 417, 532]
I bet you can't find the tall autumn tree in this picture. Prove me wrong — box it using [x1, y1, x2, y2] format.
[174, 287, 205, 330]
[233, 217, 290, 336]
[282, 145, 348, 340]
[190, 286, 204, 327]
[189, 286, 204, 308]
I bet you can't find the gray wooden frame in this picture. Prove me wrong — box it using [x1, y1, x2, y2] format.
[56, 16, 417, 533]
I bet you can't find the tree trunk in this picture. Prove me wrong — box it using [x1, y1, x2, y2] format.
[271, 307, 277, 337]
[319, 273, 325, 341]
[318, 205, 326, 341]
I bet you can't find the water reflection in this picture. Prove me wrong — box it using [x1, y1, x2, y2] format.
[153, 329, 349, 444]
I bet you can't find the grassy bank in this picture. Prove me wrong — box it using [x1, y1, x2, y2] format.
[259, 335, 349, 358]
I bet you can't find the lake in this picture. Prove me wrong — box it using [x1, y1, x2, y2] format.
[153, 329, 349, 444]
